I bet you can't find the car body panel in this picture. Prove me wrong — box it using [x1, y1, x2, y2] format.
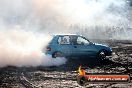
[45, 34, 112, 58]
[72, 44, 97, 56]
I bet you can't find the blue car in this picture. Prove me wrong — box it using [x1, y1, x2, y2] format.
[45, 34, 112, 60]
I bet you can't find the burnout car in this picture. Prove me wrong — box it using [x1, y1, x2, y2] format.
[45, 34, 112, 60]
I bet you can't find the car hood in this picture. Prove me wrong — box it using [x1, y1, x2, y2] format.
[93, 43, 109, 47]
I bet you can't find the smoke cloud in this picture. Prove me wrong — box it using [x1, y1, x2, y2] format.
[0, 26, 66, 67]
[0, 0, 131, 67]
[0, 0, 131, 32]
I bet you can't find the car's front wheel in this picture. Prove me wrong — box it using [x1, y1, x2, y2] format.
[52, 51, 63, 58]
[97, 50, 107, 61]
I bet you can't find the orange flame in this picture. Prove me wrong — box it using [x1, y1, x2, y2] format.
[78, 66, 86, 75]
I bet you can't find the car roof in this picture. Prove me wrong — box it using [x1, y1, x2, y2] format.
[53, 34, 82, 37]
[53, 34, 77, 36]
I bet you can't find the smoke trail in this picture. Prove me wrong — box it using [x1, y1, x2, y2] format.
[0, 26, 66, 67]
[0, 0, 68, 67]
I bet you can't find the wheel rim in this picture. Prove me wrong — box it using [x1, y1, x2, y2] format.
[80, 78, 85, 84]
[99, 51, 106, 60]
[79, 77, 86, 86]
[54, 52, 63, 58]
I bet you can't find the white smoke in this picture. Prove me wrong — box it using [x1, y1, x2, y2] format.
[31, 0, 131, 26]
[0, 0, 69, 67]
[55, 0, 128, 25]
[0, 0, 131, 29]
[0, 26, 66, 67]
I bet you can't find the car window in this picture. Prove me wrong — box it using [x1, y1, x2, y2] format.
[70, 36, 78, 45]
[58, 36, 70, 44]
[77, 37, 90, 45]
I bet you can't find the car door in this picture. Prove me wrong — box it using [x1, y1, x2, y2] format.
[72, 36, 96, 57]
[57, 35, 74, 57]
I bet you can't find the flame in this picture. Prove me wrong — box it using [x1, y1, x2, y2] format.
[78, 66, 86, 75]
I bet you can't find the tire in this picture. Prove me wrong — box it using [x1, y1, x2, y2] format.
[97, 50, 107, 61]
[77, 76, 87, 86]
[52, 51, 63, 58]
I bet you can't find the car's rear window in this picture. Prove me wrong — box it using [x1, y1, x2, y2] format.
[58, 36, 70, 44]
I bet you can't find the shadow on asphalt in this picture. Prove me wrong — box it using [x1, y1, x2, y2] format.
[1, 57, 131, 74]
[37, 57, 113, 72]
[37, 57, 132, 74]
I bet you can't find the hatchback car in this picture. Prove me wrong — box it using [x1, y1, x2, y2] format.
[45, 34, 112, 60]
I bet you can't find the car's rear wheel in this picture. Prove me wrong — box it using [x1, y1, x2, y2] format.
[52, 51, 63, 58]
[98, 50, 107, 61]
